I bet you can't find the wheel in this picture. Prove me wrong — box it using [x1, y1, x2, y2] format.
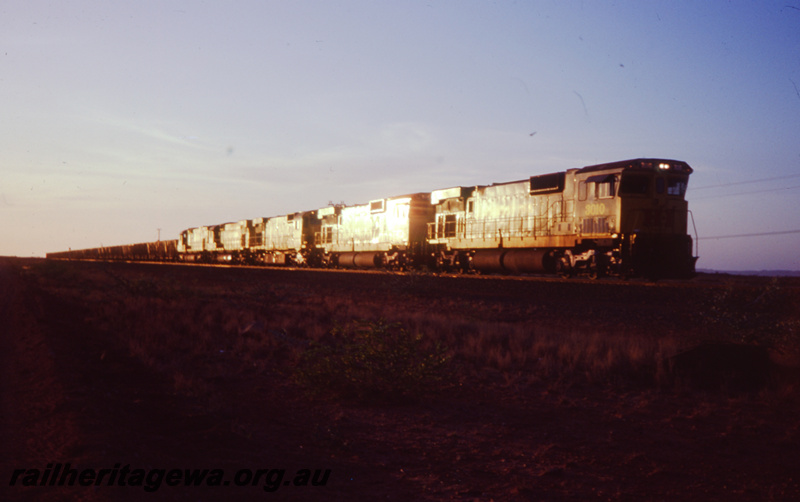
[557, 262, 571, 279]
[556, 252, 573, 279]
[587, 255, 599, 280]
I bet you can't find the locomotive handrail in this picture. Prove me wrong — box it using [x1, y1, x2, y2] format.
[688, 210, 699, 257]
[429, 215, 563, 241]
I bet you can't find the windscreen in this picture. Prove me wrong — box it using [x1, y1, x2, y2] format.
[619, 174, 650, 195]
[667, 176, 688, 196]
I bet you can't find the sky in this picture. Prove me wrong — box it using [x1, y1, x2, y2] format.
[2, 0, 799, 272]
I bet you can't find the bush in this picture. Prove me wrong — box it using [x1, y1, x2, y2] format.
[295, 320, 453, 402]
[703, 278, 800, 350]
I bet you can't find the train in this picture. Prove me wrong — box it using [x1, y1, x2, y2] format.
[46, 158, 698, 279]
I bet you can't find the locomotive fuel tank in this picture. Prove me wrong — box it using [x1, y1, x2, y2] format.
[469, 249, 556, 274]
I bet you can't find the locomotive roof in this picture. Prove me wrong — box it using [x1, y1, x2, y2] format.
[577, 158, 693, 174]
[348, 191, 432, 206]
[486, 158, 692, 189]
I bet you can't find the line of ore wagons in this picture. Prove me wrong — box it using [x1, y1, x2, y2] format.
[48, 158, 697, 279]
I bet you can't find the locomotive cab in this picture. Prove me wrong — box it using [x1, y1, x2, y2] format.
[571, 158, 696, 279]
[617, 160, 696, 278]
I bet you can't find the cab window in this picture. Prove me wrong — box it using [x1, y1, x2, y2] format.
[619, 174, 649, 195]
[667, 177, 688, 196]
[596, 176, 615, 199]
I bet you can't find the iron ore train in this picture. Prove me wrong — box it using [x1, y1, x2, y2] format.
[47, 158, 698, 279]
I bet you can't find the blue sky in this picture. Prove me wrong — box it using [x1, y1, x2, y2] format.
[2, 1, 799, 271]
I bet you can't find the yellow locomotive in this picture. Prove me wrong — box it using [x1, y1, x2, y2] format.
[427, 158, 696, 279]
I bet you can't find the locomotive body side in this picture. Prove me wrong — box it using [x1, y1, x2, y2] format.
[315, 193, 433, 269]
[219, 221, 245, 254]
[177, 225, 219, 262]
[178, 226, 208, 262]
[428, 172, 579, 273]
[177, 222, 244, 263]
[254, 211, 319, 266]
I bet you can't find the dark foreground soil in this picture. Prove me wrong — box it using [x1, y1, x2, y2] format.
[2, 258, 799, 501]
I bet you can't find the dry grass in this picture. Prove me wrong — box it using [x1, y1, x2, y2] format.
[28, 261, 798, 407]
[12, 259, 800, 500]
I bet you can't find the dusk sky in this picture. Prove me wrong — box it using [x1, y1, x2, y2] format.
[3, 1, 799, 271]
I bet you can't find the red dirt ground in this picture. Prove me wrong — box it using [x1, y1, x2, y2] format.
[2, 258, 799, 501]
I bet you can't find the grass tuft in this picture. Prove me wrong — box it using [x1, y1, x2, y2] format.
[294, 319, 454, 402]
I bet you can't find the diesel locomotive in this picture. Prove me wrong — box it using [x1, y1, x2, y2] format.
[47, 158, 698, 279]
